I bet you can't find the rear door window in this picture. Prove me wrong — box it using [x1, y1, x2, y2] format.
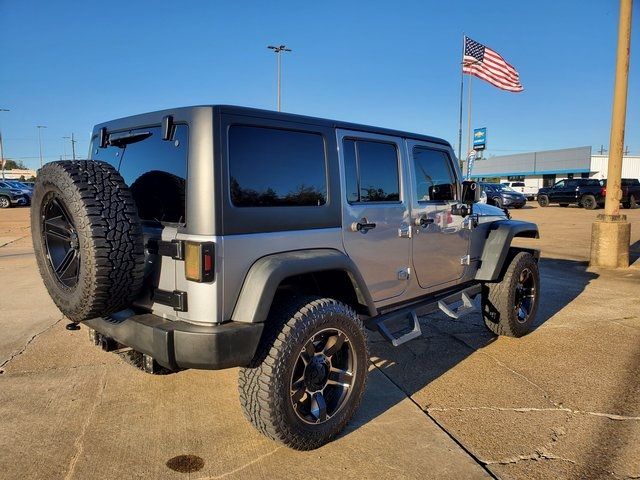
[91, 125, 188, 225]
[343, 139, 400, 203]
[228, 126, 327, 207]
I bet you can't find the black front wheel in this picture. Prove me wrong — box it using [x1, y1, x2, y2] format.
[482, 251, 540, 337]
[238, 296, 368, 450]
[537, 195, 549, 207]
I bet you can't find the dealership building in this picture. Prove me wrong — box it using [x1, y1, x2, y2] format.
[469, 146, 640, 188]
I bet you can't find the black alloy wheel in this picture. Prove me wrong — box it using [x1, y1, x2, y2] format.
[514, 267, 536, 324]
[42, 194, 80, 288]
[290, 328, 356, 425]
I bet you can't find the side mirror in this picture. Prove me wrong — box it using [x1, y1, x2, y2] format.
[451, 204, 470, 217]
[461, 181, 480, 205]
[429, 183, 455, 201]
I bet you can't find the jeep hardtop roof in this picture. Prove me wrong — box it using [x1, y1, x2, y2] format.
[93, 104, 452, 151]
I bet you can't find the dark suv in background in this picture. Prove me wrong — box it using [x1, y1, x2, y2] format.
[600, 178, 640, 209]
[537, 178, 603, 209]
[480, 182, 526, 209]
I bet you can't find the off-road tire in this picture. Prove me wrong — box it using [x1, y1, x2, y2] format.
[31, 160, 145, 322]
[537, 195, 549, 207]
[626, 195, 637, 209]
[238, 296, 368, 450]
[581, 194, 597, 210]
[482, 251, 540, 337]
[0, 195, 11, 208]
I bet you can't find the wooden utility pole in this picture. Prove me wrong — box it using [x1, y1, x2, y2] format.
[590, 0, 633, 268]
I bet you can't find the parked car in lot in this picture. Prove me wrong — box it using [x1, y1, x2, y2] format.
[480, 182, 527, 208]
[600, 178, 640, 209]
[537, 178, 603, 209]
[0, 183, 28, 208]
[0, 180, 32, 205]
[502, 181, 538, 200]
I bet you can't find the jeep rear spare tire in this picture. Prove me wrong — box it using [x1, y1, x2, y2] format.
[31, 160, 145, 322]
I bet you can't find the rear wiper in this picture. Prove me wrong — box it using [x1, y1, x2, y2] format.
[108, 131, 152, 147]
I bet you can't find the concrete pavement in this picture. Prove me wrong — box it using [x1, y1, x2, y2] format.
[0, 207, 488, 480]
[1, 205, 639, 479]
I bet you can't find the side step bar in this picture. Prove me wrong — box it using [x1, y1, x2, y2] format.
[367, 284, 482, 347]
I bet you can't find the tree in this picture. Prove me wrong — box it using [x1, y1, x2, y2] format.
[3, 159, 27, 170]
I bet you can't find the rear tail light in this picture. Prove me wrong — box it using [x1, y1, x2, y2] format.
[184, 241, 215, 282]
[601, 187, 607, 197]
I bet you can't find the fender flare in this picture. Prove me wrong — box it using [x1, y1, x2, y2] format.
[231, 248, 377, 323]
[475, 220, 539, 281]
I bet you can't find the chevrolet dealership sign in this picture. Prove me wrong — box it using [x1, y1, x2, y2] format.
[473, 127, 487, 150]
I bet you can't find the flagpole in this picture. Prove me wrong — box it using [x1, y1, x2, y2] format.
[457, 35, 465, 166]
[466, 74, 473, 176]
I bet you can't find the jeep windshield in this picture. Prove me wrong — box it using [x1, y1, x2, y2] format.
[89, 125, 188, 225]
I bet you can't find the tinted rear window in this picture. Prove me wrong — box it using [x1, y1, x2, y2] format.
[343, 139, 400, 203]
[228, 126, 327, 207]
[90, 125, 188, 224]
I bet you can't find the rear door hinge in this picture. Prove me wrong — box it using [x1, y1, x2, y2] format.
[147, 239, 184, 260]
[152, 289, 188, 312]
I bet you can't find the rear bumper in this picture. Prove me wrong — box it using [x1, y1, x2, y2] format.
[84, 311, 264, 371]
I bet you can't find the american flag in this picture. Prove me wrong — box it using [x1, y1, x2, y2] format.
[463, 36, 523, 92]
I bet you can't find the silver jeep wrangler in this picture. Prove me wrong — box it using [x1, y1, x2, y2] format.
[31, 105, 540, 450]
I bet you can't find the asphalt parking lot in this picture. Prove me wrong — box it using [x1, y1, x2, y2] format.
[1, 205, 639, 480]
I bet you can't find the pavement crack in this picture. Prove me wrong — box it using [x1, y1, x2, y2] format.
[64, 369, 108, 480]
[0, 315, 64, 370]
[427, 406, 640, 421]
[483, 450, 576, 465]
[197, 447, 282, 480]
[0, 234, 29, 249]
[369, 359, 498, 479]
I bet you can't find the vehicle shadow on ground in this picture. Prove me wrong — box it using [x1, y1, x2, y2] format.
[630, 239, 640, 263]
[344, 257, 599, 434]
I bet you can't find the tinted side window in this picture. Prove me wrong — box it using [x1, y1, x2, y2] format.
[228, 126, 327, 207]
[358, 141, 399, 202]
[412, 147, 455, 201]
[565, 180, 576, 188]
[90, 125, 188, 225]
[343, 139, 399, 203]
[554, 181, 566, 188]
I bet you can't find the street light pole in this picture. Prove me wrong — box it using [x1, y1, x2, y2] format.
[0, 109, 9, 181]
[267, 44, 292, 112]
[71, 133, 77, 160]
[62, 136, 69, 160]
[36, 125, 47, 168]
[590, 0, 633, 268]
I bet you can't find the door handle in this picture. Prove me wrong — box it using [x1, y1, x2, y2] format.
[351, 218, 377, 233]
[414, 215, 434, 228]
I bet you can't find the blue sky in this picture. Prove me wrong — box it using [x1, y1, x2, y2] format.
[0, 0, 638, 169]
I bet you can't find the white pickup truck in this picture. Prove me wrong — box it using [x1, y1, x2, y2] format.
[502, 182, 538, 200]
